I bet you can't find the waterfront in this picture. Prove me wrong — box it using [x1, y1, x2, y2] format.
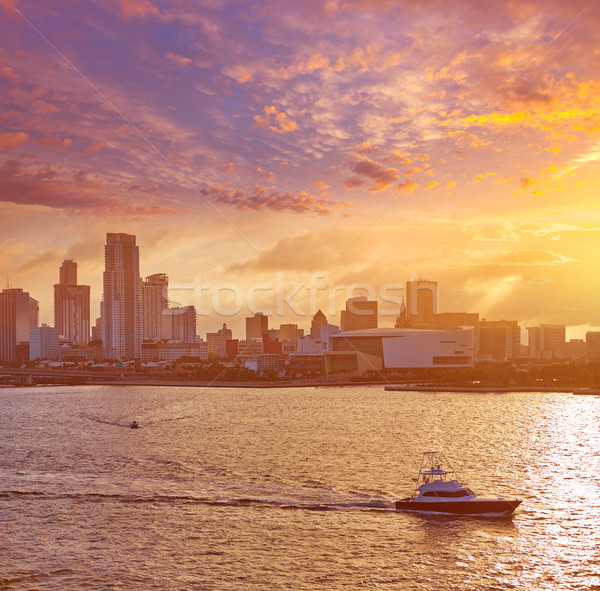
[1, 385, 600, 590]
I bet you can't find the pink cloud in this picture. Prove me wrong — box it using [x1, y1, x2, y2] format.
[0, 0, 18, 11]
[199, 184, 352, 215]
[350, 160, 400, 192]
[85, 140, 106, 154]
[0, 160, 183, 216]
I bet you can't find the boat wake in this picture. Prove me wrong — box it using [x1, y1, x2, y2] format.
[0, 488, 394, 512]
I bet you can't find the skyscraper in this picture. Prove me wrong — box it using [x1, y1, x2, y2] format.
[310, 309, 327, 339]
[54, 260, 90, 345]
[101, 233, 142, 360]
[0, 288, 39, 362]
[142, 273, 168, 342]
[246, 312, 268, 340]
[340, 296, 378, 332]
[405, 278, 438, 327]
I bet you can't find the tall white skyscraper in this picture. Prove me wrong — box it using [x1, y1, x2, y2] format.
[101, 233, 142, 360]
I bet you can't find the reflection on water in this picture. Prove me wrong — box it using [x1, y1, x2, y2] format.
[1, 385, 599, 590]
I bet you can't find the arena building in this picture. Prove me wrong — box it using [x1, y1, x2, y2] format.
[324, 327, 475, 376]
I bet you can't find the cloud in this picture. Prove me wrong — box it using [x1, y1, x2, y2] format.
[227, 228, 373, 273]
[16, 249, 64, 274]
[0, 0, 18, 11]
[199, 184, 352, 215]
[490, 249, 575, 266]
[0, 160, 183, 216]
[166, 53, 192, 67]
[0, 131, 29, 149]
[253, 105, 298, 133]
[116, 0, 161, 19]
[350, 160, 400, 192]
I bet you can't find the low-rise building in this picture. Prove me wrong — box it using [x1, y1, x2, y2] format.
[324, 327, 474, 376]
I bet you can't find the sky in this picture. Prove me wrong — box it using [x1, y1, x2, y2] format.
[1, 0, 599, 341]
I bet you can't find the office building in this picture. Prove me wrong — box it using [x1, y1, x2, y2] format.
[246, 312, 268, 340]
[340, 297, 378, 332]
[527, 325, 566, 359]
[142, 273, 168, 342]
[0, 288, 39, 363]
[162, 306, 197, 342]
[101, 233, 142, 360]
[29, 324, 60, 360]
[405, 278, 438, 327]
[310, 309, 327, 339]
[586, 332, 600, 363]
[206, 323, 233, 357]
[479, 319, 520, 361]
[54, 260, 90, 344]
[277, 323, 304, 341]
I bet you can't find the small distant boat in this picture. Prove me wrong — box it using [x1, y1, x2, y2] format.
[395, 451, 521, 515]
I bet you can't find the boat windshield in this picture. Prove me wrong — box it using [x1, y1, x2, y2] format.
[422, 488, 474, 498]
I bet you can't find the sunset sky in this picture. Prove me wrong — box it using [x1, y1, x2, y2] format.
[1, 0, 599, 340]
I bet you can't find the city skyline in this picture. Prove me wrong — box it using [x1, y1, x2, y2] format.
[1, 1, 599, 341]
[3, 242, 598, 349]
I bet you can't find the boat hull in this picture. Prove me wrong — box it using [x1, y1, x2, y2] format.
[395, 498, 521, 515]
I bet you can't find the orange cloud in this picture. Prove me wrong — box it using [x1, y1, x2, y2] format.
[166, 52, 192, 67]
[40, 136, 72, 151]
[282, 53, 330, 79]
[0, 0, 18, 11]
[117, 0, 160, 19]
[253, 105, 298, 133]
[0, 131, 29, 149]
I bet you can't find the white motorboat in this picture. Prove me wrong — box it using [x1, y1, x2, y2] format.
[395, 451, 521, 515]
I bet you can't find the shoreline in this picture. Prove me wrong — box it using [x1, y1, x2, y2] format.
[7, 377, 599, 394]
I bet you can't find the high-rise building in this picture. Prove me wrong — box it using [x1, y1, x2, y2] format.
[246, 312, 268, 340]
[91, 317, 102, 343]
[101, 233, 142, 360]
[59, 259, 78, 285]
[29, 324, 60, 360]
[162, 306, 197, 342]
[54, 260, 90, 345]
[405, 279, 438, 327]
[0, 288, 39, 362]
[340, 296, 378, 332]
[310, 309, 327, 339]
[142, 273, 168, 342]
